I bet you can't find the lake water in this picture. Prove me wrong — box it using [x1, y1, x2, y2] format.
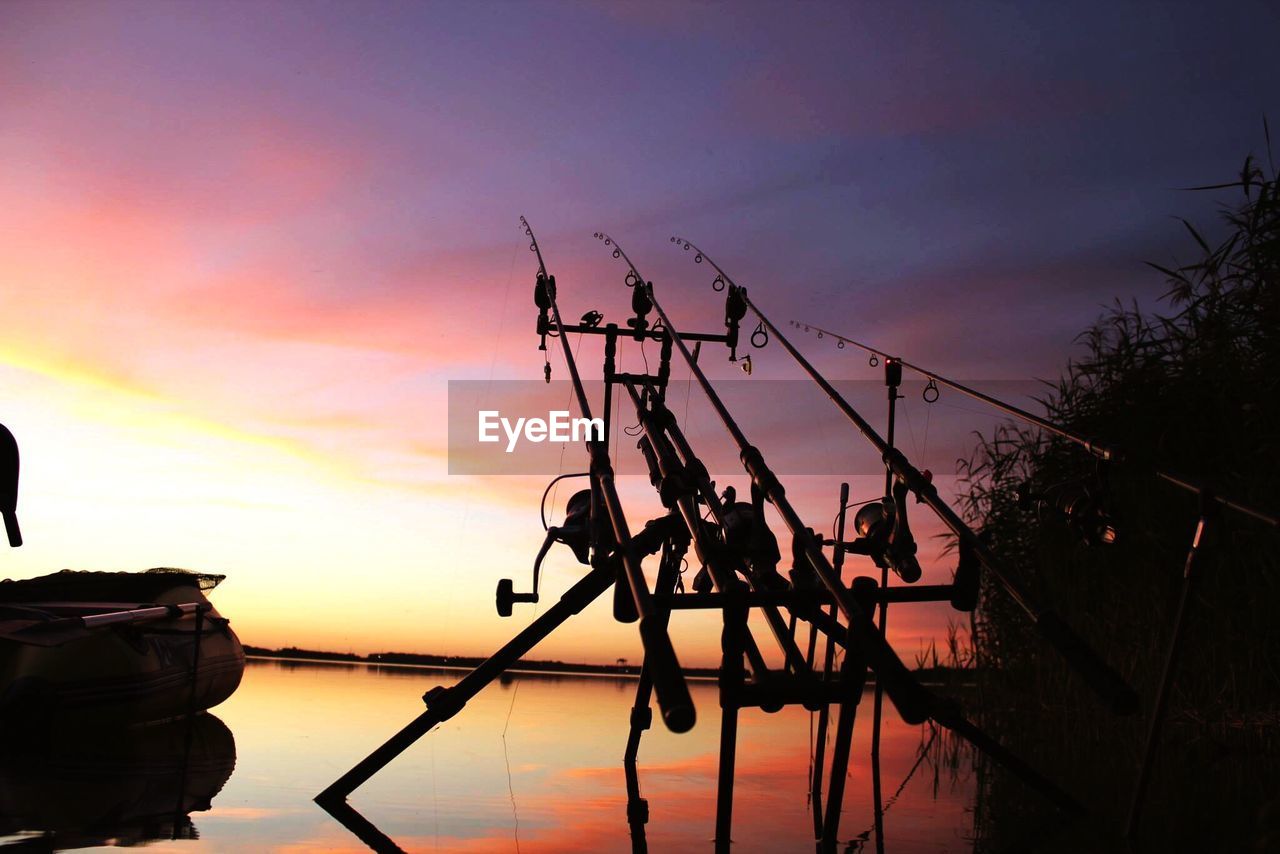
[0, 658, 978, 852]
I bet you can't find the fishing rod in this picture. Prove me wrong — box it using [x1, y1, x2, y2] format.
[669, 239, 1138, 715]
[793, 321, 1279, 528]
[794, 320, 1118, 462]
[532, 223, 695, 734]
[599, 231, 935, 725]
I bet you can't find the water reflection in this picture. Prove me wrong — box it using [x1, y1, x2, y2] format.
[277, 660, 976, 852]
[0, 713, 236, 849]
[0, 659, 977, 851]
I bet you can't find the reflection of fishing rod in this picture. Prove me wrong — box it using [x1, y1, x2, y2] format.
[670, 241, 1138, 715]
[794, 321, 1278, 529]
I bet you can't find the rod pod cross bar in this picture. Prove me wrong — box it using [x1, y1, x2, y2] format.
[795, 320, 1279, 529]
[669, 241, 1137, 715]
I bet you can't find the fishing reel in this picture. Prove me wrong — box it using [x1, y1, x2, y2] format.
[1018, 478, 1117, 546]
[0, 423, 19, 547]
[496, 489, 592, 617]
[693, 484, 787, 592]
[846, 478, 922, 583]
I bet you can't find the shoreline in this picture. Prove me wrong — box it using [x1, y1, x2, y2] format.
[244, 646, 973, 686]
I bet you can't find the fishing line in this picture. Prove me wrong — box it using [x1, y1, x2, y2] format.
[500, 595, 541, 854]
[487, 237, 521, 384]
[464, 234, 523, 517]
[453, 232, 524, 618]
[430, 739, 440, 850]
[854, 723, 941, 844]
[681, 368, 694, 433]
[899, 395, 922, 461]
[502, 729, 522, 854]
[830, 496, 888, 543]
[541, 472, 589, 531]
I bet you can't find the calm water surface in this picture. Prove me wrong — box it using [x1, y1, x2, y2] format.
[3, 658, 977, 852]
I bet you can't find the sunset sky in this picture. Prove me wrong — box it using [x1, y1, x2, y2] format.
[2, 1, 1277, 667]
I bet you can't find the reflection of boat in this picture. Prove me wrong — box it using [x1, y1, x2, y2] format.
[0, 711, 236, 849]
[0, 569, 245, 726]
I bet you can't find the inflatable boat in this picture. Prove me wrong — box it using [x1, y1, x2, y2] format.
[0, 569, 244, 726]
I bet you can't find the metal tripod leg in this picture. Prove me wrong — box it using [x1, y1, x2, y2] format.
[316, 563, 616, 804]
[714, 593, 748, 853]
[1125, 505, 1214, 837]
[869, 565, 890, 854]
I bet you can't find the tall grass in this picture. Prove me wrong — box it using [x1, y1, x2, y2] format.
[956, 138, 1280, 850]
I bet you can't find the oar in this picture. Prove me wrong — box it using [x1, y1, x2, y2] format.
[5, 602, 211, 647]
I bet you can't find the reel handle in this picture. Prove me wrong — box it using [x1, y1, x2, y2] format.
[495, 578, 538, 618]
[638, 616, 696, 733]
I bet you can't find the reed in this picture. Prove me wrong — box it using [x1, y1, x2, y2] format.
[957, 138, 1280, 850]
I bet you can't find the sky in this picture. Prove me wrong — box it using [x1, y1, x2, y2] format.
[1, 0, 1277, 668]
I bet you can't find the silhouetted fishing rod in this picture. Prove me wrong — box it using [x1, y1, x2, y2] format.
[520, 215, 548, 279]
[794, 321, 1117, 462]
[531, 221, 695, 734]
[597, 232, 935, 725]
[669, 240, 1139, 715]
[794, 321, 1278, 528]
